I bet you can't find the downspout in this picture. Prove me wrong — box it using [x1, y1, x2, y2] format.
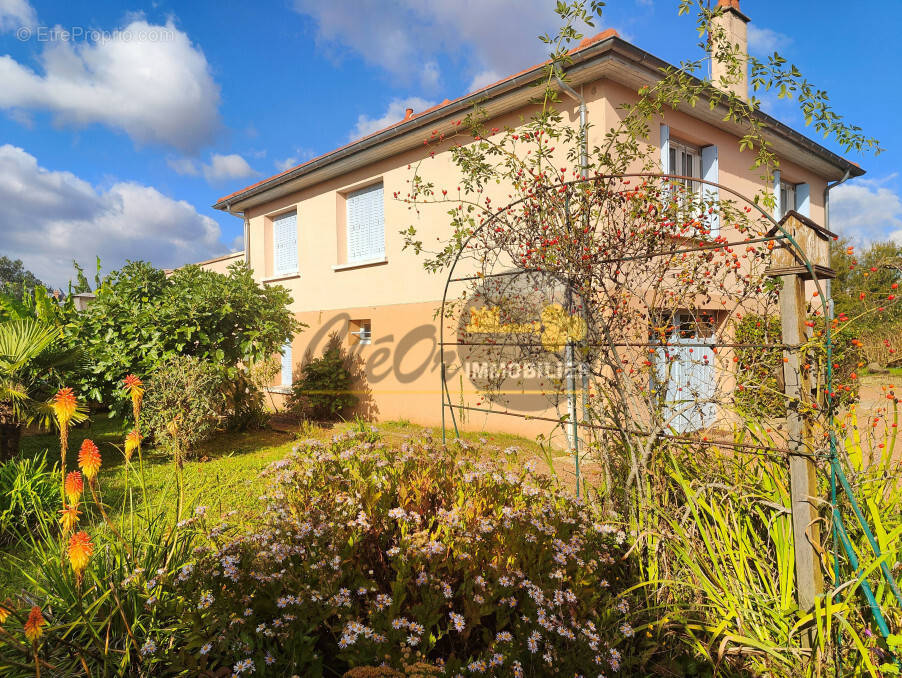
[225, 202, 249, 267]
[554, 75, 588, 179]
[824, 169, 851, 321]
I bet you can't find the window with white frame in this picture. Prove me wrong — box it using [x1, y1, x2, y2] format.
[779, 181, 797, 218]
[346, 183, 385, 263]
[349, 319, 371, 345]
[668, 139, 702, 196]
[272, 211, 298, 275]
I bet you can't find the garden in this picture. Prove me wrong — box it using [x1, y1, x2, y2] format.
[0, 1, 900, 676]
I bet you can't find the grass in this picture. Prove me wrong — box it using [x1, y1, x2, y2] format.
[2, 414, 562, 597]
[12, 414, 556, 531]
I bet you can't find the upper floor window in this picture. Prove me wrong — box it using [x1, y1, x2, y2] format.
[779, 181, 796, 218]
[273, 211, 298, 275]
[773, 170, 810, 219]
[668, 139, 702, 196]
[346, 183, 385, 263]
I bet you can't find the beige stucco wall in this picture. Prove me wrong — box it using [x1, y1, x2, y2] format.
[195, 252, 245, 275]
[241, 76, 833, 437]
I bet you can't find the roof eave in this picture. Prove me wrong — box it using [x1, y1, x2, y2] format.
[214, 35, 864, 212]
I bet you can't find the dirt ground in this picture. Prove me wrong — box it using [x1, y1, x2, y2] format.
[843, 374, 902, 467]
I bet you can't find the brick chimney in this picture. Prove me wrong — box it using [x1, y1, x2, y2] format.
[710, 0, 750, 100]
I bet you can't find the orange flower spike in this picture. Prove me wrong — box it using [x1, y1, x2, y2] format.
[123, 374, 144, 417]
[67, 531, 93, 574]
[23, 606, 45, 644]
[64, 471, 83, 504]
[51, 388, 78, 428]
[77, 440, 102, 480]
[59, 505, 80, 533]
[0, 600, 9, 624]
[124, 430, 141, 462]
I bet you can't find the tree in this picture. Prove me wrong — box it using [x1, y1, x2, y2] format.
[0, 320, 81, 460]
[0, 257, 46, 302]
[64, 260, 303, 415]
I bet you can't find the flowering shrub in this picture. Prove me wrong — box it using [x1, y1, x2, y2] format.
[166, 431, 637, 676]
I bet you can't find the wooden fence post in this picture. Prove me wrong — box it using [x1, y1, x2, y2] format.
[779, 272, 823, 642]
[768, 211, 836, 647]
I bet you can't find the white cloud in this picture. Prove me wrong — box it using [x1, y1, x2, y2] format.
[275, 148, 316, 172]
[0, 0, 36, 32]
[201, 154, 257, 182]
[0, 18, 221, 152]
[168, 153, 258, 183]
[0, 144, 226, 286]
[167, 156, 200, 176]
[350, 96, 436, 141]
[747, 25, 792, 54]
[468, 69, 500, 92]
[293, 0, 598, 92]
[831, 175, 902, 245]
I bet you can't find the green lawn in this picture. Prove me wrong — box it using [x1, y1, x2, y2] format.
[15, 415, 554, 528]
[2, 415, 566, 599]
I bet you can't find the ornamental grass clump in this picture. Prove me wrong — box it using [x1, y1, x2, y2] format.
[169, 431, 638, 676]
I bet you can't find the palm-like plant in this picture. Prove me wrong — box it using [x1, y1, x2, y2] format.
[0, 319, 81, 460]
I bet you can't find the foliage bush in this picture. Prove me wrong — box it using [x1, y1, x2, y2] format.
[141, 355, 228, 456]
[733, 314, 785, 419]
[733, 313, 863, 418]
[165, 432, 638, 676]
[64, 260, 301, 415]
[288, 336, 359, 420]
[0, 451, 58, 544]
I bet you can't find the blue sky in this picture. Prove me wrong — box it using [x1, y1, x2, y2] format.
[0, 0, 899, 287]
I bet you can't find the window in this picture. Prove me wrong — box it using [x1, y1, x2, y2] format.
[661, 129, 720, 236]
[346, 183, 385, 263]
[652, 311, 716, 433]
[273, 211, 298, 275]
[349, 319, 371, 345]
[280, 340, 293, 386]
[773, 171, 810, 219]
[668, 139, 702, 196]
[780, 181, 796, 218]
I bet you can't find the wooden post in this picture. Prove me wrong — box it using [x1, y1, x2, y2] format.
[779, 272, 823, 645]
[767, 210, 836, 648]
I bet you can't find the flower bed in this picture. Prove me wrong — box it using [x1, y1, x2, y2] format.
[163, 431, 637, 676]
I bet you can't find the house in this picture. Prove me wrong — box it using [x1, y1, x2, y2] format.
[205, 0, 862, 437]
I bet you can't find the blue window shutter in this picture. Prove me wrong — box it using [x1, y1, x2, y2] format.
[701, 145, 719, 236]
[280, 341, 293, 386]
[773, 169, 782, 219]
[660, 124, 670, 172]
[273, 211, 298, 275]
[796, 183, 810, 218]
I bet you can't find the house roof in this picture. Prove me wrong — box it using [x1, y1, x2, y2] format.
[214, 29, 864, 213]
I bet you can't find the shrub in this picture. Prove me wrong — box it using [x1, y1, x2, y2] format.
[64, 260, 302, 414]
[166, 432, 638, 676]
[288, 336, 358, 420]
[141, 355, 227, 456]
[224, 358, 278, 431]
[0, 451, 57, 544]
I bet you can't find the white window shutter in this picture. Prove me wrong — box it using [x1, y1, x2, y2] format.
[796, 183, 810, 218]
[280, 341, 293, 386]
[773, 169, 782, 219]
[273, 212, 298, 275]
[660, 124, 670, 172]
[346, 183, 385, 262]
[701, 144, 719, 236]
